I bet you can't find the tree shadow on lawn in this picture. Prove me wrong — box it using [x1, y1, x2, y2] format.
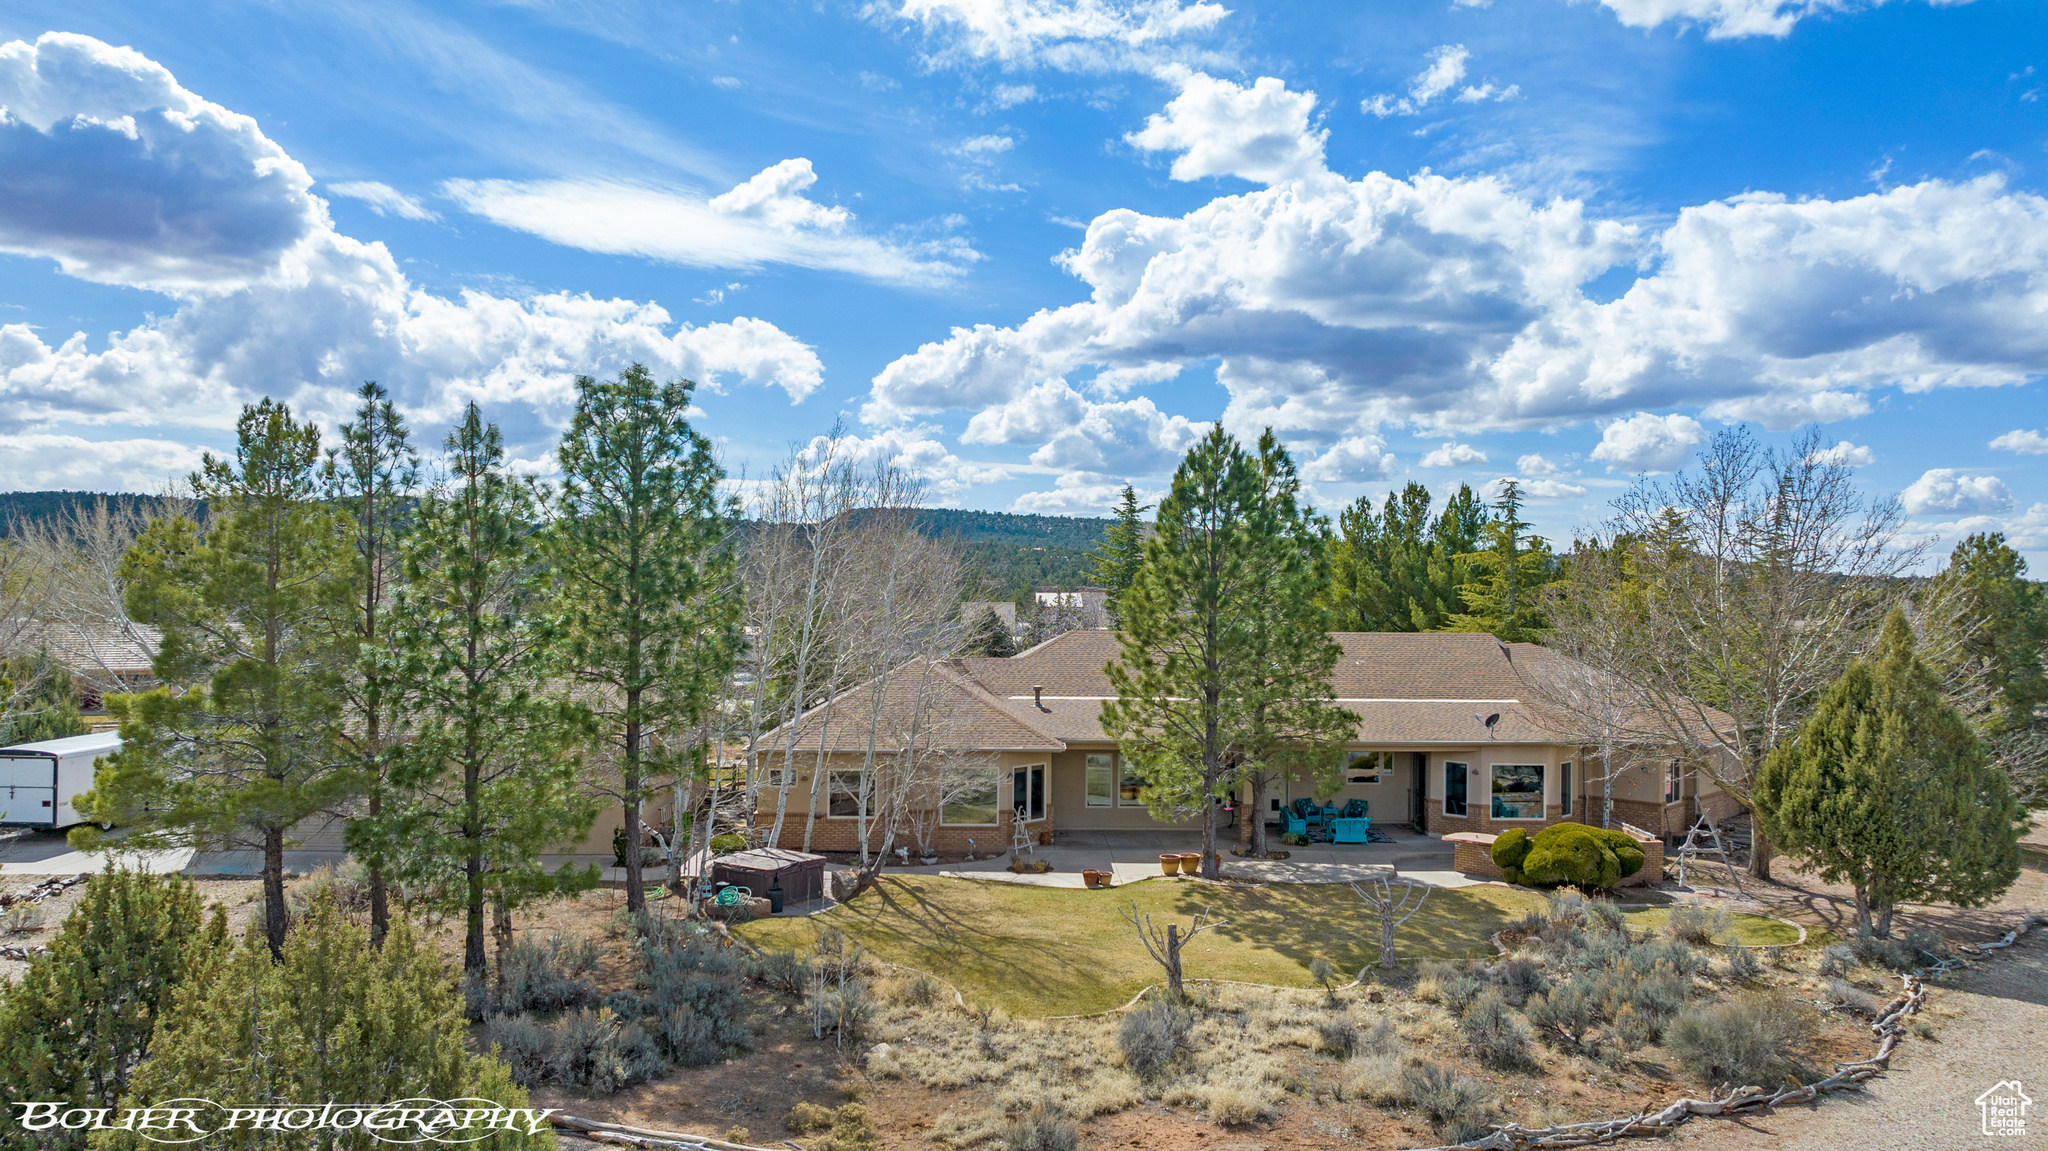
[1172, 882, 1537, 977]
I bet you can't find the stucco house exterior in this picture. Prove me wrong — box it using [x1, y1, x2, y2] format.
[752, 629, 1742, 854]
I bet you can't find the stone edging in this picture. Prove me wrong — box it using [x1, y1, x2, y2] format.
[1411, 912, 2046, 1151]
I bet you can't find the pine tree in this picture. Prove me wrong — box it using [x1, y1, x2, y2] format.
[1102, 428, 1351, 878]
[1324, 482, 1482, 632]
[0, 654, 88, 744]
[1090, 485, 1152, 625]
[548, 366, 742, 917]
[0, 869, 223, 1151]
[1440, 480, 1556, 643]
[380, 404, 598, 982]
[967, 607, 1015, 657]
[321, 381, 420, 947]
[77, 400, 353, 957]
[107, 896, 548, 1150]
[1754, 610, 2026, 937]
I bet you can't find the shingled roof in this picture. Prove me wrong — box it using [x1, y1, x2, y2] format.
[764, 630, 1727, 752]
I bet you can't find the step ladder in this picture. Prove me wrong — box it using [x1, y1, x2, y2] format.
[1011, 806, 1034, 856]
[1675, 815, 1743, 894]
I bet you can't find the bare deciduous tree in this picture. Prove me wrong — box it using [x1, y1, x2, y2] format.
[1350, 874, 1430, 970]
[1547, 427, 1917, 879]
[1119, 902, 1226, 1000]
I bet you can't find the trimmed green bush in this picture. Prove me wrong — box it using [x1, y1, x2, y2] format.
[1490, 827, 1532, 884]
[1516, 824, 1647, 890]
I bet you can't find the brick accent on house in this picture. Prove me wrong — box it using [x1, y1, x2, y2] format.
[1445, 827, 1664, 887]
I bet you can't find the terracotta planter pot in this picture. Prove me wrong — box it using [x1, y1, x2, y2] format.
[1039, 831, 1055, 846]
[1179, 852, 1203, 872]
[1082, 868, 1102, 888]
[1159, 853, 1181, 875]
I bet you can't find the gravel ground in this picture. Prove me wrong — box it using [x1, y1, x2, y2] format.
[1670, 928, 2046, 1150]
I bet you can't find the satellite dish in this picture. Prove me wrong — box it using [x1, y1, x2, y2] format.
[1484, 712, 1501, 738]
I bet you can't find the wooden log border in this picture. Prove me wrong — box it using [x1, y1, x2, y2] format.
[1408, 913, 2046, 1150]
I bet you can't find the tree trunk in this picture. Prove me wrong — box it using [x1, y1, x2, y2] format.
[367, 789, 390, 948]
[493, 892, 515, 984]
[1248, 776, 1267, 856]
[1164, 924, 1185, 999]
[464, 754, 486, 979]
[262, 824, 287, 960]
[623, 703, 644, 917]
[1747, 820, 1773, 881]
[1199, 796, 1219, 880]
[1379, 905, 1397, 970]
[1851, 881, 1875, 939]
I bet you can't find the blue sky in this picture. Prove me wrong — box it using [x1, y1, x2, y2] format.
[1, 0, 2045, 566]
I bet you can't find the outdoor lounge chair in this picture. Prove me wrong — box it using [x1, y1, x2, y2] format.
[1291, 797, 1323, 826]
[1331, 814, 1371, 844]
[1283, 810, 1309, 836]
[1339, 798, 1368, 819]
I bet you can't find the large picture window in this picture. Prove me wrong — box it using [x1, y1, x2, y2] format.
[1443, 761, 1468, 816]
[827, 770, 865, 818]
[1491, 764, 1545, 820]
[943, 772, 999, 825]
[1344, 751, 1388, 784]
[1085, 753, 1115, 807]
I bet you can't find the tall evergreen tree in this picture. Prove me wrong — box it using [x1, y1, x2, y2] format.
[78, 400, 352, 957]
[0, 654, 88, 745]
[106, 896, 547, 1150]
[1754, 610, 2026, 937]
[1090, 484, 1152, 625]
[966, 607, 1016, 656]
[548, 366, 742, 917]
[381, 404, 597, 982]
[321, 381, 419, 947]
[1102, 428, 1351, 878]
[1440, 480, 1556, 642]
[1324, 482, 1483, 632]
[0, 869, 224, 1151]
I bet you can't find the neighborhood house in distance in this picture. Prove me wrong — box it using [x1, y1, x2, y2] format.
[757, 629, 1740, 856]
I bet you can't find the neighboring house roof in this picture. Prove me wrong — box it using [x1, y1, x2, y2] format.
[31, 622, 161, 680]
[760, 656, 1067, 754]
[760, 630, 1734, 754]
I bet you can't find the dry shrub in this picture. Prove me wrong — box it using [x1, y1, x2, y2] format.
[1459, 989, 1534, 1070]
[1116, 1000, 1191, 1078]
[1401, 1061, 1496, 1144]
[930, 1108, 1007, 1150]
[786, 1102, 836, 1134]
[1194, 1074, 1286, 1126]
[1339, 1052, 1412, 1106]
[1663, 905, 1731, 947]
[1824, 978, 1885, 1018]
[1001, 1103, 1077, 1151]
[1666, 993, 1819, 1088]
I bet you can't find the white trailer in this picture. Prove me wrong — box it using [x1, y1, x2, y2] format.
[0, 731, 121, 829]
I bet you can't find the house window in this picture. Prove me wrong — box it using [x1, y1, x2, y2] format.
[1085, 753, 1115, 807]
[1013, 764, 1046, 821]
[1560, 761, 1572, 817]
[943, 772, 999, 825]
[1119, 760, 1146, 805]
[1491, 764, 1546, 820]
[1345, 751, 1387, 784]
[827, 770, 865, 818]
[1443, 761, 1468, 817]
[1665, 760, 1683, 804]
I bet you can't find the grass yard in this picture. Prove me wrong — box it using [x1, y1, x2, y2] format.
[1622, 906, 1803, 946]
[741, 877, 1545, 1016]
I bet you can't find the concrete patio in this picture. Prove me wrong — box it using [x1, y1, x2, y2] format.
[933, 825, 1475, 889]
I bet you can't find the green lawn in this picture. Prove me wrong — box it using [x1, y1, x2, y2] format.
[1621, 907, 1803, 946]
[741, 876, 1552, 1016]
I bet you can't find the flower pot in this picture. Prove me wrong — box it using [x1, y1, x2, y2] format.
[1039, 830, 1054, 846]
[1159, 854, 1181, 875]
[1179, 852, 1202, 873]
[921, 855, 938, 866]
[1082, 869, 1102, 888]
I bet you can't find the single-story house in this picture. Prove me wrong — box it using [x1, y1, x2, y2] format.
[753, 629, 1743, 854]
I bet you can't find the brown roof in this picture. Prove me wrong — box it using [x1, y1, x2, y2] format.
[761, 657, 1067, 754]
[34, 623, 161, 679]
[766, 630, 1727, 753]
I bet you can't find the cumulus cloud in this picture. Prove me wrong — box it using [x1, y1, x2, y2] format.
[1521, 477, 1587, 500]
[1807, 440, 1875, 466]
[444, 159, 978, 287]
[1914, 502, 2048, 552]
[0, 32, 824, 446]
[0, 432, 207, 491]
[1902, 468, 2014, 516]
[1595, 0, 1977, 41]
[1011, 472, 1157, 514]
[793, 426, 1009, 505]
[1990, 428, 2048, 455]
[1301, 434, 1398, 482]
[1128, 71, 1325, 185]
[890, 0, 1229, 72]
[327, 181, 438, 221]
[963, 379, 1205, 474]
[864, 63, 2048, 469]
[1591, 412, 1706, 473]
[1421, 441, 1488, 467]
[1517, 452, 1561, 476]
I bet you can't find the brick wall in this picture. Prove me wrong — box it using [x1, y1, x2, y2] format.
[1445, 827, 1664, 888]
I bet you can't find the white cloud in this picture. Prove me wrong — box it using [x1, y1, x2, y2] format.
[956, 134, 1016, 155]
[0, 433, 207, 491]
[1990, 428, 2048, 455]
[1915, 502, 2048, 552]
[1127, 71, 1325, 185]
[710, 75, 742, 90]
[445, 159, 977, 287]
[1807, 440, 1875, 466]
[890, 0, 1229, 72]
[1902, 468, 2014, 516]
[987, 83, 1040, 107]
[1516, 452, 1561, 476]
[1421, 441, 1488, 467]
[1011, 472, 1155, 514]
[794, 426, 1009, 504]
[962, 379, 1205, 474]
[1301, 434, 1398, 482]
[1521, 477, 1587, 500]
[0, 32, 825, 447]
[327, 181, 439, 222]
[1591, 412, 1707, 474]
[1594, 0, 1978, 41]
[1363, 46, 1513, 117]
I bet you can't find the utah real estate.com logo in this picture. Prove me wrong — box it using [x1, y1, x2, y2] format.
[1977, 1080, 2031, 1138]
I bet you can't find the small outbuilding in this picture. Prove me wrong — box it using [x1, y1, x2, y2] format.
[709, 848, 826, 906]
